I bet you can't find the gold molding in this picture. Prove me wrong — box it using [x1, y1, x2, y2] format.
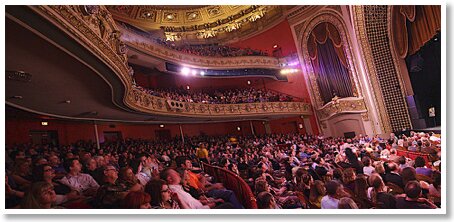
[107, 5, 288, 43]
[316, 97, 367, 121]
[351, 6, 391, 133]
[28, 5, 311, 119]
[127, 88, 312, 118]
[119, 24, 282, 69]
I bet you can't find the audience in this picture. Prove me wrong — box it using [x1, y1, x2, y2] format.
[135, 86, 295, 104]
[5, 130, 441, 210]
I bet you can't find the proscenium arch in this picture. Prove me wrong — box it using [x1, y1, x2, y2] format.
[297, 11, 362, 109]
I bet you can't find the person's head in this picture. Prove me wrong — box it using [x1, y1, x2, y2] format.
[94, 156, 106, 168]
[21, 182, 56, 209]
[84, 158, 97, 171]
[414, 156, 426, 168]
[176, 156, 192, 169]
[325, 180, 341, 197]
[398, 156, 406, 165]
[254, 179, 269, 194]
[374, 162, 385, 174]
[338, 197, 359, 209]
[119, 166, 136, 182]
[103, 165, 118, 183]
[160, 168, 181, 185]
[145, 179, 171, 206]
[362, 156, 371, 167]
[122, 191, 151, 209]
[405, 180, 422, 199]
[387, 162, 398, 173]
[63, 158, 82, 174]
[33, 157, 48, 166]
[48, 155, 61, 167]
[32, 164, 55, 182]
[370, 173, 385, 191]
[14, 158, 31, 174]
[256, 191, 277, 209]
[401, 167, 416, 186]
[333, 168, 344, 181]
[309, 180, 326, 202]
[343, 168, 356, 184]
[354, 175, 369, 197]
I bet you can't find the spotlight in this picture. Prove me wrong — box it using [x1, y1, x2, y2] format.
[200, 71, 205, 76]
[247, 80, 251, 85]
[159, 124, 165, 128]
[41, 121, 48, 126]
[237, 127, 241, 131]
[181, 67, 190, 75]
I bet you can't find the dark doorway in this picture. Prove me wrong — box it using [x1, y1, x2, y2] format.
[29, 130, 59, 146]
[155, 130, 171, 141]
[104, 131, 123, 142]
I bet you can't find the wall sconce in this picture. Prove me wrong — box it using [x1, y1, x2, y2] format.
[41, 122, 48, 126]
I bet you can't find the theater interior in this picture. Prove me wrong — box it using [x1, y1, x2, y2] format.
[5, 5, 442, 210]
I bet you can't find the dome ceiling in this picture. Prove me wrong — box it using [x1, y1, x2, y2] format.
[106, 5, 295, 44]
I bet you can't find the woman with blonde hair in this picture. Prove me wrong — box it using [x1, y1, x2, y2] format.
[21, 182, 59, 209]
[338, 197, 359, 209]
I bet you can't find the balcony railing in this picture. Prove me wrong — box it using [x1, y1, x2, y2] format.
[119, 25, 286, 70]
[31, 5, 312, 118]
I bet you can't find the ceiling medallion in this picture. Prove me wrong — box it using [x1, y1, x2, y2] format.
[186, 11, 200, 21]
[164, 12, 178, 21]
[140, 11, 156, 20]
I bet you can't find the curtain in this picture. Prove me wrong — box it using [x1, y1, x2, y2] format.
[408, 5, 441, 55]
[308, 22, 353, 104]
[392, 5, 441, 57]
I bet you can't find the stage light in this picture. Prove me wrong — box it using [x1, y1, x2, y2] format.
[247, 80, 251, 85]
[192, 70, 197, 76]
[159, 124, 165, 128]
[181, 67, 190, 75]
[237, 127, 241, 131]
[186, 85, 190, 90]
[41, 121, 48, 126]
[200, 71, 205, 76]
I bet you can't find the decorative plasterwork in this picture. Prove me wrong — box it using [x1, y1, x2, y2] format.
[128, 88, 312, 118]
[119, 25, 282, 69]
[25, 5, 312, 119]
[351, 6, 411, 133]
[316, 97, 367, 121]
[107, 5, 288, 43]
[296, 11, 363, 109]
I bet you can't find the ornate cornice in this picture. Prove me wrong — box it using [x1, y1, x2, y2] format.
[126, 88, 312, 118]
[119, 25, 282, 69]
[107, 5, 289, 43]
[27, 5, 311, 119]
[316, 97, 367, 121]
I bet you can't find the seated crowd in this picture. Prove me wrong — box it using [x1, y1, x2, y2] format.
[5, 131, 441, 209]
[134, 86, 295, 104]
[155, 39, 269, 57]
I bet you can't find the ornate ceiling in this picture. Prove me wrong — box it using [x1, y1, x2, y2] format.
[106, 5, 294, 43]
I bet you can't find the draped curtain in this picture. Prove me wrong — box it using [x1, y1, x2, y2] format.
[392, 5, 441, 58]
[308, 22, 353, 104]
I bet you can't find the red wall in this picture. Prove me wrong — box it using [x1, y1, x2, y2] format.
[227, 20, 298, 57]
[5, 119, 273, 146]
